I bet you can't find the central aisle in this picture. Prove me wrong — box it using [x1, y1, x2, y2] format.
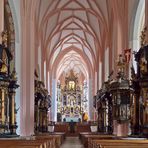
[61, 137, 84, 148]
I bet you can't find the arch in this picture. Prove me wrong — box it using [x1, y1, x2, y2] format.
[131, 0, 145, 51]
[8, 0, 20, 43]
[51, 46, 93, 80]
[130, 0, 145, 72]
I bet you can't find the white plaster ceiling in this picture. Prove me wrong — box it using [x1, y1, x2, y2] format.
[34, 0, 140, 78]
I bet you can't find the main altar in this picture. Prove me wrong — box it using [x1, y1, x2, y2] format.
[57, 70, 88, 122]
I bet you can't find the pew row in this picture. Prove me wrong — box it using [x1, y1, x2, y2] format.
[89, 139, 148, 148]
[0, 132, 65, 148]
[35, 134, 62, 148]
[80, 133, 115, 148]
[0, 139, 51, 148]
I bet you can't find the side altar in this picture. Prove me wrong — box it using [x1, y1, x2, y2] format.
[0, 31, 19, 137]
[34, 71, 51, 134]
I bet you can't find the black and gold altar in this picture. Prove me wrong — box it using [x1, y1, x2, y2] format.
[0, 31, 19, 138]
[96, 80, 113, 134]
[34, 79, 51, 134]
[133, 44, 148, 136]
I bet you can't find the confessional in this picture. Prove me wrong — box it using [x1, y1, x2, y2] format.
[0, 31, 19, 137]
[34, 80, 51, 133]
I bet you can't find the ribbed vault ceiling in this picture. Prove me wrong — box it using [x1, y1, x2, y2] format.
[34, 0, 139, 79]
[34, 0, 112, 79]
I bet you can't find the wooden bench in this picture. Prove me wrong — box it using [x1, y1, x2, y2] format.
[89, 139, 148, 148]
[48, 132, 66, 143]
[0, 132, 66, 148]
[79, 132, 97, 140]
[35, 133, 64, 148]
[80, 134, 115, 148]
[0, 139, 50, 148]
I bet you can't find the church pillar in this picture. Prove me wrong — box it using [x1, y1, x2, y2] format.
[20, 1, 35, 136]
[37, 46, 41, 80]
[51, 79, 57, 121]
[99, 62, 102, 89]
[105, 47, 109, 81]
[0, 0, 4, 44]
[88, 78, 93, 120]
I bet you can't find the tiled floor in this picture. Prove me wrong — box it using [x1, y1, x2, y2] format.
[61, 137, 84, 148]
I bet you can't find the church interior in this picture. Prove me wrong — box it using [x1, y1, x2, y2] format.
[0, 0, 148, 147]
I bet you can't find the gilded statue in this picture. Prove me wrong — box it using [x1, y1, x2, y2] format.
[1, 31, 8, 47]
[0, 50, 8, 74]
[140, 57, 148, 74]
[117, 54, 126, 73]
[140, 27, 147, 47]
[11, 68, 17, 80]
[0, 31, 9, 74]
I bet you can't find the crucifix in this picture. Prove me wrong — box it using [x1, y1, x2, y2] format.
[124, 49, 131, 63]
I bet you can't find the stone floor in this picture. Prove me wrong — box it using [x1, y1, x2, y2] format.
[61, 137, 84, 148]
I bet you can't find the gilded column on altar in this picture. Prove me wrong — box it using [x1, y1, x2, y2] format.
[1, 89, 5, 124]
[11, 93, 15, 125]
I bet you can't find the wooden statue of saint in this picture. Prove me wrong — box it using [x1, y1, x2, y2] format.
[0, 31, 12, 75]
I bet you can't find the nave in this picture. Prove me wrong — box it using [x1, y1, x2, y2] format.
[0, 0, 148, 147]
[61, 137, 83, 148]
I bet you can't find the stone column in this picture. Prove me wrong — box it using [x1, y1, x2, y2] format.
[52, 79, 57, 121]
[0, 0, 4, 44]
[20, 0, 35, 136]
[88, 78, 93, 120]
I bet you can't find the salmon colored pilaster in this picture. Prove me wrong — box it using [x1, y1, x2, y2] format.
[102, 50, 105, 82]
[20, 0, 36, 136]
[34, 41, 39, 70]
[41, 57, 44, 82]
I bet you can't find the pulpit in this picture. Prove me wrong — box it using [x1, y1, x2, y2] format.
[109, 55, 134, 137]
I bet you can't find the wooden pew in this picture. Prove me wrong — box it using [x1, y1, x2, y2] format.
[89, 139, 148, 148]
[79, 132, 97, 140]
[80, 134, 115, 148]
[0, 139, 49, 148]
[48, 132, 66, 143]
[35, 133, 63, 148]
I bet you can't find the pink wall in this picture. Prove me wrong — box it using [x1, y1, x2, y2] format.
[9, 0, 146, 136]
